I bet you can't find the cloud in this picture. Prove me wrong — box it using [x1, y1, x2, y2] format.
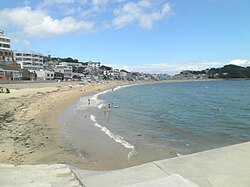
[229, 59, 250, 67]
[110, 59, 250, 75]
[0, 6, 94, 38]
[40, 0, 76, 7]
[112, 1, 171, 29]
[0, 0, 172, 42]
[92, 0, 110, 6]
[109, 60, 225, 75]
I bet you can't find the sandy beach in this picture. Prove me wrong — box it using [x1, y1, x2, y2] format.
[0, 81, 135, 169]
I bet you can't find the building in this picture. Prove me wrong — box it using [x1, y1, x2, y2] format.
[86, 61, 100, 69]
[0, 64, 21, 81]
[43, 60, 59, 68]
[59, 61, 85, 68]
[0, 30, 14, 64]
[119, 69, 129, 80]
[110, 69, 120, 80]
[13, 51, 44, 71]
[54, 64, 72, 80]
[35, 69, 54, 80]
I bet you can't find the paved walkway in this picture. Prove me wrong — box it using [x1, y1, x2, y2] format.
[72, 142, 250, 187]
[1, 142, 250, 186]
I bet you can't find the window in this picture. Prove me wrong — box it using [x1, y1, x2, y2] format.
[3, 44, 10, 48]
[23, 53, 31, 56]
[23, 58, 31, 61]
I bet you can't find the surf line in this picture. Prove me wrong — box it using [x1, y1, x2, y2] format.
[90, 115, 136, 159]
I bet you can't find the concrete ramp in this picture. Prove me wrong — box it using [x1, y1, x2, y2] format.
[71, 162, 197, 187]
[72, 142, 250, 187]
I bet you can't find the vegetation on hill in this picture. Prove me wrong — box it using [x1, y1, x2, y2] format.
[208, 65, 250, 78]
[188, 65, 250, 79]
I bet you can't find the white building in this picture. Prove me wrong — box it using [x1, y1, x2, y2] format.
[13, 51, 44, 71]
[54, 64, 72, 79]
[35, 69, 54, 80]
[119, 69, 129, 80]
[0, 30, 13, 63]
[86, 61, 100, 69]
[59, 61, 85, 68]
[112, 69, 120, 80]
[43, 60, 59, 68]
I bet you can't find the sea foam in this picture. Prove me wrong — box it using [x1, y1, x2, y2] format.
[113, 84, 138, 91]
[90, 115, 135, 152]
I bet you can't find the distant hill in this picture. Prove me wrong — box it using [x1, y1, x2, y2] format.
[208, 65, 250, 79]
[190, 65, 250, 79]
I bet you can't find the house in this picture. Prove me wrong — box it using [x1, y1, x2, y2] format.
[35, 69, 54, 80]
[20, 69, 37, 80]
[86, 61, 100, 69]
[84, 62, 102, 80]
[110, 69, 120, 80]
[43, 60, 59, 68]
[119, 69, 130, 80]
[54, 64, 72, 80]
[54, 72, 64, 80]
[0, 64, 21, 81]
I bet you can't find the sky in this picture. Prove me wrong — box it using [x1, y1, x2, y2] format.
[0, 0, 250, 74]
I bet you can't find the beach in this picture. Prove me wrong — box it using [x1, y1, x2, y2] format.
[1, 79, 249, 186]
[0, 81, 134, 170]
[1, 79, 249, 172]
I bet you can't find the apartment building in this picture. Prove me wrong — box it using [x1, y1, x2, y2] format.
[0, 30, 14, 64]
[54, 63, 72, 80]
[13, 51, 44, 71]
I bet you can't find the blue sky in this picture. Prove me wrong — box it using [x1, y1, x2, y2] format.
[0, 0, 250, 74]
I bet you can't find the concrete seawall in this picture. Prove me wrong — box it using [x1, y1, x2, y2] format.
[1, 141, 250, 186]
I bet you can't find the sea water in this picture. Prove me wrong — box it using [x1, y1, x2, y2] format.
[61, 80, 250, 169]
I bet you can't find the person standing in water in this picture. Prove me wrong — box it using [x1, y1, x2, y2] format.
[104, 107, 107, 115]
[88, 99, 90, 105]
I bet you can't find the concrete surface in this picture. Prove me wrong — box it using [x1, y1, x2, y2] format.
[1, 142, 250, 187]
[125, 174, 198, 187]
[72, 141, 250, 187]
[154, 141, 250, 187]
[0, 164, 81, 187]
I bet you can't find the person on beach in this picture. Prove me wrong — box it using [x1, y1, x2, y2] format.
[88, 99, 90, 105]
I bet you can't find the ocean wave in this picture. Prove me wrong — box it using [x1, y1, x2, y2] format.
[128, 149, 137, 160]
[113, 84, 138, 91]
[90, 115, 135, 151]
[90, 115, 96, 122]
[98, 104, 105, 109]
[76, 84, 138, 110]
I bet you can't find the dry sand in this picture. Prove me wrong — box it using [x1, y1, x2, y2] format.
[0, 81, 133, 169]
